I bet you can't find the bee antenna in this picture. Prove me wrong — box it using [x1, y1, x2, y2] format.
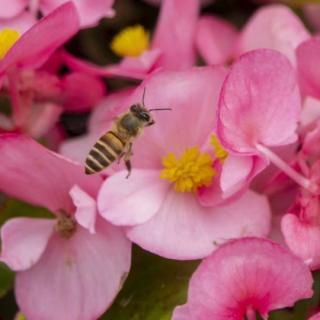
[148, 108, 172, 112]
[142, 87, 146, 106]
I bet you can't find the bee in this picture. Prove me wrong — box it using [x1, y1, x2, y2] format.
[85, 89, 170, 177]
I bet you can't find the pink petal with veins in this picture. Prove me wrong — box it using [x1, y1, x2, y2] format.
[217, 49, 300, 153]
[173, 238, 313, 320]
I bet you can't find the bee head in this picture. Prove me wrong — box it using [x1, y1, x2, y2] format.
[130, 104, 154, 125]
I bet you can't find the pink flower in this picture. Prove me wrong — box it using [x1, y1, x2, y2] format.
[0, 0, 114, 28]
[0, 2, 79, 136]
[281, 156, 320, 270]
[63, 0, 199, 80]
[0, 134, 131, 320]
[97, 67, 271, 259]
[217, 49, 317, 195]
[237, 5, 310, 65]
[195, 15, 238, 65]
[172, 237, 313, 320]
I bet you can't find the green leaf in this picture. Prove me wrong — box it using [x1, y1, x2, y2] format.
[0, 198, 53, 227]
[0, 262, 14, 298]
[101, 246, 199, 320]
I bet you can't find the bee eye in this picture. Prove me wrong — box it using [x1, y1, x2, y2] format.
[141, 112, 150, 121]
[130, 104, 139, 112]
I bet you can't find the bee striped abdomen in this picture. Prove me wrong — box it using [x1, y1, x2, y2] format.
[85, 131, 125, 174]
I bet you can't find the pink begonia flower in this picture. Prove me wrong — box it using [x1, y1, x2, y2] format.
[195, 15, 238, 65]
[281, 192, 320, 270]
[0, 2, 79, 127]
[97, 67, 271, 260]
[217, 49, 318, 196]
[0, 134, 131, 320]
[172, 237, 313, 320]
[63, 0, 199, 80]
[281, 153, 320, 270]
[237, 5, 310, 65]
[0, 2, 79, 75]
[296, 37, 320, 100]
[0, 0, 114, 28]
[0, 2, 79, 135]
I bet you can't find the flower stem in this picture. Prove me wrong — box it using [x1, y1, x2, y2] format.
[256, 144, 318, 194]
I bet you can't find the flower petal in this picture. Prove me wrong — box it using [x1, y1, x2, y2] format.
[15, 221, 131, 320]
[296, 37, 320, 100]
[217, 49, 300, 153]
[126, 190, 271, 259]
[40, 0, 115, 28]
[172, 305, 191, 320]
[0, 0, 27, 19]
[0, 218, 54, 271]
[183, 238, 313, 320]
[0, 2, 79, 73]
[220, 154, 268, 197]
[195, 15, 238, 65]
[152, 0, 199, 69]
[238, 5, 310, 65]
[122, 67, 227, 168]
[70, 185, 96, 234]
[98, 170, 169, 226]
[0, 134, 102, 213]
[282, 213, 320, 270]
[63, 49, 161, 80]
[88, 88, 134, 134]
[0, 11, 36, 34]
[62, 72, 106, 112]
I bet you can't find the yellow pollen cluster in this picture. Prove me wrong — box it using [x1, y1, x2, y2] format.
[0, 28, 20, 59]
[160, 147, 215, 193]
[211, 134, 228, 161]
[110, 25, 149, 57]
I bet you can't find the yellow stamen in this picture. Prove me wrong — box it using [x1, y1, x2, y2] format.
[0, 28, 20, 59]
[211, 134, 228, 161]
[160, 147, 215, 193]
[110, 25, 149, 57]
[14, 312, 26, 320]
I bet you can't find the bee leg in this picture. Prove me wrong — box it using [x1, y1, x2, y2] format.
[125, 158, 132, 179]
[124, 143, 133, 178]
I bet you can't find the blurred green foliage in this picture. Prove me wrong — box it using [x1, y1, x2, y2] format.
[102, 246, 199, 320]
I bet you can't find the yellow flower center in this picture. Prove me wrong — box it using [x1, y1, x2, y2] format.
[160, 147, 215, 193]
[0, 28, 20, 59]
[110, 25, 149, 57]
[211, 134, 228, 161]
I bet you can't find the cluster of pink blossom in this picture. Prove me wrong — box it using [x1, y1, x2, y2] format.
[0, 0, 320, 319]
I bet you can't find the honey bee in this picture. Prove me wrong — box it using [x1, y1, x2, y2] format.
[85, 89, 170, 177]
